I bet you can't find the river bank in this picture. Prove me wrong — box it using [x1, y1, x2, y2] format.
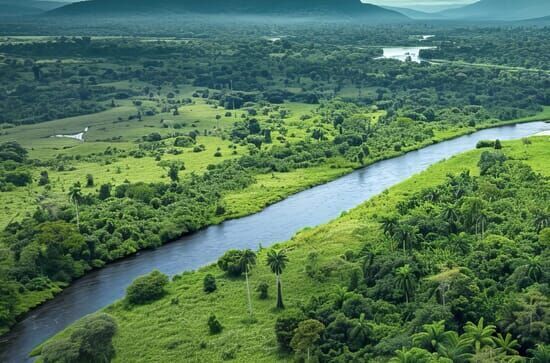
[32, 135, 550, 362]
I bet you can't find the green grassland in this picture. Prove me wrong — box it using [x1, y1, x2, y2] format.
[33, 136, 549, 362]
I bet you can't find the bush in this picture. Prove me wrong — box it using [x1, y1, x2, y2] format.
[203, 274, 217, 293]
[476, 140, 496, 149]
[41, 313, 118, 363]
[208, 314, 223, 334]
[125, 270, 169, 305]
[275, 310, 305, 352]
[257, 281, 269, 299]
[217, 249, 245, 276]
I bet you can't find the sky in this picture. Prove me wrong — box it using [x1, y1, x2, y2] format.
[367, 0, 478, 12]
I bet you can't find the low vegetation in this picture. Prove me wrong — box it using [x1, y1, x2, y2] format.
[34, 137, 549, 362]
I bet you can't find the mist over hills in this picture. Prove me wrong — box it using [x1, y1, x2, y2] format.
[438, 0, 550, 20]
[46, 0, 409, 22]
[0, 0, 64, 16]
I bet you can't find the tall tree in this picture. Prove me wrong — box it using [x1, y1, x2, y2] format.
[239, 249, 257, 318]
[395, 264, 415, 304]
[290, 319, 324, 362]
[68, 184, 83, 229]
[412, 320, 453, 353]
[266, 249, 288, 309]
[463, 317, 496, 353]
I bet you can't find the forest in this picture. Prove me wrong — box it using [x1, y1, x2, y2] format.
[0, 22, 548, 363]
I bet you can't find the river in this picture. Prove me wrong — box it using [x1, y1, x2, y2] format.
[0, 121, 548, 362]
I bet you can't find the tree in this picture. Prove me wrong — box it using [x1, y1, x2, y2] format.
[290, 319, 325, 362]
[494, 139, 502, 149]
[68, 183, 83, 229]
[203, 274, 217, 293]
[395, 264, 415, 304]
[41, 313, 117, 363]
[394, 224, 418, 254]
[266, 249, 289, 309]
[86, 174, 94, 187]
[168, 163, 179, 182]
[256, 281, 269, 299]
[412, 320, 453, 353]
[38, 170, 50, 186]
[525, 256, 543, 283]
[437, 331, 472, 363]
[98, 183, 112, 200]
[529, 344, 550, 363]
[380, 215, 398, 237]
[493, 333, 519, 356]
[463, 317, 496, 353]
[239, 249, 257, 318]
[125, 270, 169, 305]
[208, 314, 223, 334]
[349, 313, 372, 349]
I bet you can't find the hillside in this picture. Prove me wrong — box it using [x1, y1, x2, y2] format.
[439, 0, 550, 20]
[34, 137, 550, 362]
[0, 0, 64, 16]
[382, 6, 441, 20]
[47, 0, 409, 21]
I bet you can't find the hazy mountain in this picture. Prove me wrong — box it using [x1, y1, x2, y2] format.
[438, 0, 550, 20]
[0, 0, 64, 16]
[382, 6, 441, 19]
[47, 0, 409, 22]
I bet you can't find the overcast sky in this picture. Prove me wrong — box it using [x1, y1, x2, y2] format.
[366, 0, 478, 12]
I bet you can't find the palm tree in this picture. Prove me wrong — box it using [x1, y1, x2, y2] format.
[389, 347, 414, 363]
[266, 249, 288, 309]
[437, 331, 472, 363]
[349, 313, 372, 348]
[493, 333, 519, 356]
[381, 215, 399, 237]
[239, 249, 257, 318]
[440, 204, 459, 233]
[525, 256, 543, 283]
[412, 320, 453, 353]
[533, 209, 549, 232]
[528, 344, 550, 363]
[395, 264, 415, 304]
[394, 224, 417, 255]
[463, 317, 496, 353]
[68, 184, 83, 229]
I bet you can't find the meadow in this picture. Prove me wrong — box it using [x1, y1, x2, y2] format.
[33, 136, 549, 362]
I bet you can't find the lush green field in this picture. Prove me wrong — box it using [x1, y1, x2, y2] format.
[34, 136, 549, 362]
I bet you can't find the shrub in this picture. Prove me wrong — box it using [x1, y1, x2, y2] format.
[275, 309, 305, 352]
[217, 249, 245, 276]
[208, 314, 223, 334]
[41, 313, 118, 363]
[476, 140, 495, 149]
[256, 281, 269, 299]
[203, 274, 217, 293]
[125, 270, 169, 305]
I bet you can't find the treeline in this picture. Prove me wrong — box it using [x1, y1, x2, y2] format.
[272, 152, 549, 362]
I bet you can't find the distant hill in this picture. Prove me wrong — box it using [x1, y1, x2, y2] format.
[438, 0, 550, 20]
[0, 0, 64, 16]
[47, 0, 409, 22]
[382, 6, 441, 20]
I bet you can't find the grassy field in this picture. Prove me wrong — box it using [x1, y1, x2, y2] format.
[33, 136, 549, 362]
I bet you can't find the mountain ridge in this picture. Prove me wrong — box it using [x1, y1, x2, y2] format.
[438, 0, 550, 20]
[46, 0, 409, 21]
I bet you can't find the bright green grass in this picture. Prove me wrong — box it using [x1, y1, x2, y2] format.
[34, 136, 549, 362]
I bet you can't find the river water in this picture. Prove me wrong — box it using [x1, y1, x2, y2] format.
[0, 121, 548, 362]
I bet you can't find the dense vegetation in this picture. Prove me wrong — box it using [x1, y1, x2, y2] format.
[273, 150, 549, 362]
[0, 23, 548, 361]
[34, 138, 549, 362]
